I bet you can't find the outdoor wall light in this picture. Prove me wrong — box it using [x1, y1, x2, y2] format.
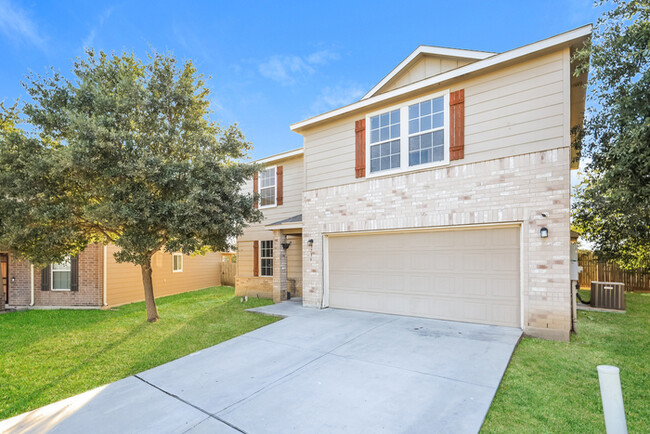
[281, 241, 292, 250]
[308, 239, 314, 247]
[11, 277, 15, 282]
[540, 227, 549, 238]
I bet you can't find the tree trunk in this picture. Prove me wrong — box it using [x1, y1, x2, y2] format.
[141, 257, 159, 322]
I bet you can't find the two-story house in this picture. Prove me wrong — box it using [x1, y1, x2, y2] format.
[235, 148, 305, 300]
[236, 25, 590, 341]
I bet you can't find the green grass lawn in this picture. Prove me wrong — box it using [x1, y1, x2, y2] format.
[482, 291, 650, 433]
[0, 286, 278, 420]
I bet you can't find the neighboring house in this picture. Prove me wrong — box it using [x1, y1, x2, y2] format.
[239, 25, 591, 341]
[1, 245, 220, 308]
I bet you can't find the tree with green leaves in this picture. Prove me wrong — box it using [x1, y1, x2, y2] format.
[0, 102, 20, 312]
[572, 0, 650, 270]
[0, 50, 261, 321]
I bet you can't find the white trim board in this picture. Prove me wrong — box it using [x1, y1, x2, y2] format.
[362, 45, 496, 101]
[255, 147, 303, 165]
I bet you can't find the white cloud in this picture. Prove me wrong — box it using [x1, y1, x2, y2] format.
[306, 49, 339, 65]
[82, 7, 113, 48]
[258, 55, 312, 84]
[309, 83, 364, 116]
[258, 48, 338, 85]
[0, 0, 45, 49]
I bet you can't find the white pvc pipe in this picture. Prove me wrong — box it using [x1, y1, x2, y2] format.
[597, 365, 627, 434]
[29, 264, 34, 306]
[103, 245, 108, 306]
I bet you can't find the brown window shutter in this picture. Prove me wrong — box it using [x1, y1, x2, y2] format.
[70, 255, 79, 291]
[355, 119, 366, 178]
[253, 172, 259, 209]
[253, 241, 259, 277]
[449, 89, 465, 161]
[41, 265, 51, 291]
[276, 166, 283, 205]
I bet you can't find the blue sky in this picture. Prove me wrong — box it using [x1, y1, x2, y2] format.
[0, 0, 602, 160]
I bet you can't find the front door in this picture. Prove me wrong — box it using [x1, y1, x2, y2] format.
[0, 253, 8, 304]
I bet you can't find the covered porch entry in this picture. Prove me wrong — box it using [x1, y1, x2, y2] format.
[266, 214, 303, 303]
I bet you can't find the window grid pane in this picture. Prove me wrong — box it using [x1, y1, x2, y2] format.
[408, 96, 445, 167]
[370, 139, 400, 173]
[260, 186, 275, 206]
[52, 270, 71, 290]
[173, 254, 182, 271]
[369, 109, 400, 145]
[409, 130, 444, 166]
[261, 241, 273, 276]
[408, 96, 444, 135]
[260, 168, 275, 188]
[52, 257, 71, 290]
[259, 168, 276, 207]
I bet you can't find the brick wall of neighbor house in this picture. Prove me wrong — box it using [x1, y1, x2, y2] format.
[33, 244, 104, 307]
[302, 148, 571, 340]
[5, 252, 32, 306]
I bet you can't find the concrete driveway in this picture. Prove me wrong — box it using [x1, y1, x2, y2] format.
[1, 301, 521, 434]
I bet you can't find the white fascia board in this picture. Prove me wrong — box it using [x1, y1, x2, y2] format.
[362, 46, 496, 100]
[264, 223, 303, 230]
[254, 147, 304, 165]
[291, 24, 592, 133]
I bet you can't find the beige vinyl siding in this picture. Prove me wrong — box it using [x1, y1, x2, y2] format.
[286, 235, 302, 292]
[303, 49, 568, 191]
[378, 55, 474, 95]
[237, 241, 254, 278]
[106, 245, 220, 306]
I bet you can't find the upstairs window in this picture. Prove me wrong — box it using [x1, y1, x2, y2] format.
[260, 240, 273, 276]
[409, 96, 445, 167]
[369, 109, 400, 173]
[365, 91, 449, 177]
[259, 167, 276, 208]
[52, 257, 71, 291]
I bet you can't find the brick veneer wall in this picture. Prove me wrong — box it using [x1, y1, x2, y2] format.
[32, 244, 104, 307]
[6, 252, 31, 306]
[234, 276, 273, 299]
[302, 148, 571, 341]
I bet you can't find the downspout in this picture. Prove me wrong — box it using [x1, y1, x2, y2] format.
[103, 245, 108, 306]
[29, 264, 34, 306]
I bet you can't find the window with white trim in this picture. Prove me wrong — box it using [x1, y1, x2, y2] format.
[52, 257, 71, 291]
[408, 96, 445, 166]
[260, 240, 273, 276]
[259, 167, 276, 208]
[366, 91, 449, 176]
[172, 253, 183, 272]
[369, 109, 400, 173]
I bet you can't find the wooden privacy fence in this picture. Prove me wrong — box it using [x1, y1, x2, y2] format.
[578, 253, 650, 291]
[221, 262, 236, 287]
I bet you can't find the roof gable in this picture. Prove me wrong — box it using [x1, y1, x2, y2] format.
[362, 46, 496, 100]
[291, 25, 592, 133]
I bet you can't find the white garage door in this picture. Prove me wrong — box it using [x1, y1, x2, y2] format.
[327, 226, 521, 327]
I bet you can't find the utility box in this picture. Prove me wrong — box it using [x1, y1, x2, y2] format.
[591, 282, 625, 311]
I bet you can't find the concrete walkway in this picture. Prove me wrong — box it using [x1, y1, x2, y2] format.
[1, 301, 521, 434]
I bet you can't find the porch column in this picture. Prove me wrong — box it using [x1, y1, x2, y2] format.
[272, 232, 288, 303]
